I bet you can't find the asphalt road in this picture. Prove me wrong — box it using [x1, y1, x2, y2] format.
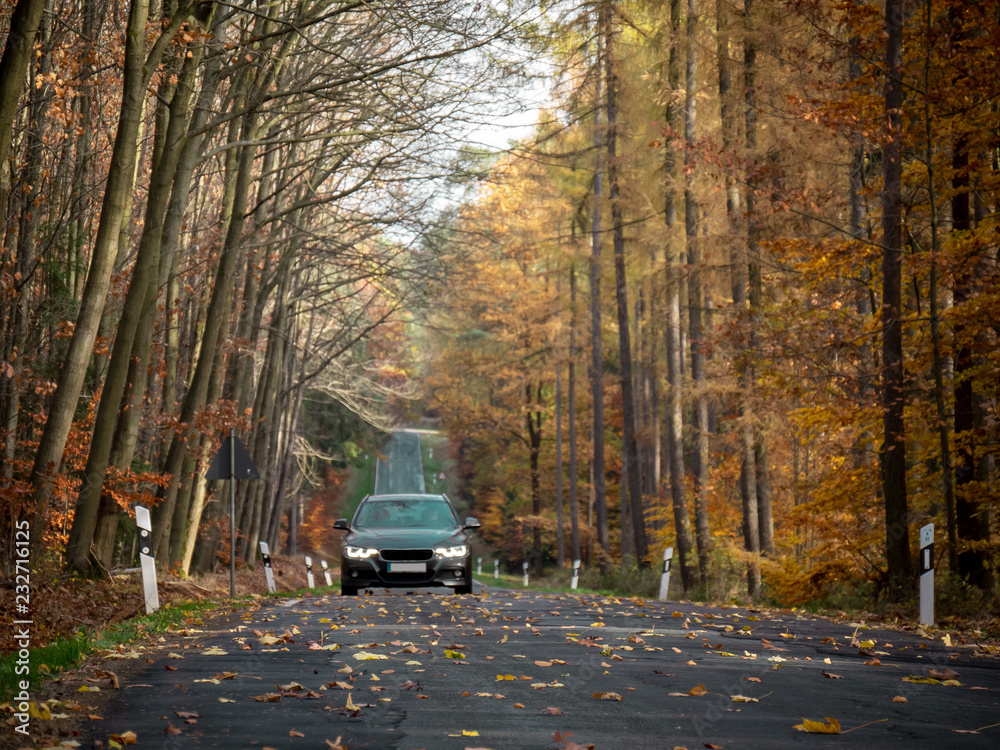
[373, 432, 425, 496]
[68, 587, 999, 750]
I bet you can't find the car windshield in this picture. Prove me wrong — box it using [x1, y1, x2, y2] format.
[353, 497, 458, 530]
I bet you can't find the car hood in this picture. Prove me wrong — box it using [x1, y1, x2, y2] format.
[345, 528, 466, 548]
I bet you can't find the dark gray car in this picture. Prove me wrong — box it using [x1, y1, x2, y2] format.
[334, 493, 480, 595]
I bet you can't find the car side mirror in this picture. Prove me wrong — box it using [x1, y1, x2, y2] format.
[463, 517, 481, 530]
[334, 518, 349, 531]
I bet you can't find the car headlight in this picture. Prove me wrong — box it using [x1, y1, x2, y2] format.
[435, 545, 469, 558]
[345, 546, 378, 559]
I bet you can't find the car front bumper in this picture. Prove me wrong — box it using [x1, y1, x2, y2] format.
[340, 554, 471, 589]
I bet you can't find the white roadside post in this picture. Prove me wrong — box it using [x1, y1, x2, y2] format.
[658, 547, 674, 601]
[494, 559, 500, 579]
[477, 557, 482, 575]
[135, 506, 159, 614]
[321, 560, 333, 586]
[571, 559, 581, 590]
[522, 561, 529, 587]
[259, 541, 276, 593]
[305, 556, 315, 589]
[919, 524, 934, 627]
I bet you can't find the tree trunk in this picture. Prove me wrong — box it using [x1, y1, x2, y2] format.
[603, 2, 648, 566]
[880, 0, 913, 594]
[590, 18, 609, 559]
[686, 0, 711, 589]
[67, 40, 205, 573]
[0, 0, 48, 244]
[568, 262, 581, 565]
[664, 0, 695, 592]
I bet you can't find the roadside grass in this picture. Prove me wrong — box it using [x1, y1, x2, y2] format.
[473, 565, 664, 599]
[0, 599, 223, 702]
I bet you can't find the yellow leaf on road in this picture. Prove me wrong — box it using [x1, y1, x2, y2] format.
[794, 717, 841, 734]
[593, 691, 623, 701]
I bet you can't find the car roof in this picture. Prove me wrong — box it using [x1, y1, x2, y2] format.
[364, 494, 450, 502]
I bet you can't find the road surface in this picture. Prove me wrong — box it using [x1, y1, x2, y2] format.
[373, 431, 425, 495]
[60, 589, 999, 749]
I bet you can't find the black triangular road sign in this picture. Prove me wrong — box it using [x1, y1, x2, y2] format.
[206, 435, 260, 480]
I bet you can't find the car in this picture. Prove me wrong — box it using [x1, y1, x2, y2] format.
[334, 493, 480, 596]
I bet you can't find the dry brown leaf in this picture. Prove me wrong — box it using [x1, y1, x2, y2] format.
[325, 737, 347, 750]
[688, 684, 708, 697]
[864, 658, 883, 666]
[541, 706, 564, 715]
[928, 668, 960, 681]
[514, 702, 525, 708]
[592, 691, 623, 701]
[821, 671, 843, 679]
[893, 696, 908, 703]
[175, 711, 199, 719]
[289, 729, 305, 737]
[165, 725, 182, 735]
[252, 693, 282, 702]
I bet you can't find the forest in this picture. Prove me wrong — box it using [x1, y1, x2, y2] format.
[0, 0, 997, 610]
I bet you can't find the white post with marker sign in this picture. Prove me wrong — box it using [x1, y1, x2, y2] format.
[494, 559, 499, 579]
[658, 547, 674, 601]
[522, 561, 529, 587]
[321, 560, 332, 586]
[571, 559, 581, 590]
[305, 556, 315, 589]
[477, 557, 482, 575]
[919, 524, 934, 627]
[135, 506, 159, 613]
[259, 541, 276, 593]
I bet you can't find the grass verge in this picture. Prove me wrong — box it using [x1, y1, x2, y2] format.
[0, 599, 225, 702]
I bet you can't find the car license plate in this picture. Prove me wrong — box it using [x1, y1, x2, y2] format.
[388, 562, 426, 573]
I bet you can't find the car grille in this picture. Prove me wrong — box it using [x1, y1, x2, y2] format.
[380, 548, 433, 561]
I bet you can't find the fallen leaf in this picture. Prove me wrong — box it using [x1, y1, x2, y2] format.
[688, 684, 708, 697]
[252, 693, 282, 702]
[202, 648, 227, 656]
[354, 651, 388, 661]
[165, 725, 182, 735]
[444, 649, 465, 659]
[821, 671, 843, 679]
[325, 737, 347, 750]
[514, 702, 525, 708]
[535, 661, 552, 667]
[541, 706, 564, 715]
[175, 711, 199, 719]
[289, 729, 305, 737]
[893, 696, 908, 703]
[592, 691, 622, 701]
[928, 668, 960, 681]
[731, 695, 759, 703]
[793, 717, 841, 734]
[218, 698, 235, 703]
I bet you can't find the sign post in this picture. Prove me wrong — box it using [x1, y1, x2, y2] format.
[658, 547, 674, 601]
[321, 560, 332, 586]
[522, 561, 529, 587]
[571, 559, 581, 590]
[477, 557, 482, 575]
[305, 556, 315, 589]
[259, 541, 276, 593]
[206, 429, 260, 598]
[493, 559, 499, 579]
[135, 506, 159, 613]
[919, 524, 934, 627]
